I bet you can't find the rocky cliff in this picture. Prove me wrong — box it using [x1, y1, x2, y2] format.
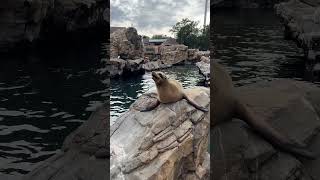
[110, 27, 144, 59]
[110, 87, 210, 180]
[0, 0, 109, 52]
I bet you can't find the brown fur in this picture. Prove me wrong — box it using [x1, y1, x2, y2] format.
[142, 71, 208, 112]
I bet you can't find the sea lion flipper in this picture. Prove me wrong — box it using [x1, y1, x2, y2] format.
[234, 99, 316, 160]
[183, 94, 208, 112]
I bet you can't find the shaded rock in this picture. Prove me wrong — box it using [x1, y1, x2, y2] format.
[110, 27, 144, 59]
[196, 57, 210, 86]
[23, 103, 109, 180]
[108, 58, 145, 78]
[111, 87, 210, 180]
[212, 79, 320, 179]
[0, 0, 108, 52]
[275, 0, 320, 61]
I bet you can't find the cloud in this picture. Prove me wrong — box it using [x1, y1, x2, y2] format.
[110, 0, 210, 37]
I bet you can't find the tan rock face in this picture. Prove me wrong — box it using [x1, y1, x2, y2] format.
[110, 87, 210, 180]
[110, 27, 144, 59]
[159, 45, 188, 65]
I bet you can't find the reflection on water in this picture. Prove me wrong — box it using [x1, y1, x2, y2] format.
[213, 9, 306, 86]
[0, 42, 107, 179]
[110, 65, 205, 125]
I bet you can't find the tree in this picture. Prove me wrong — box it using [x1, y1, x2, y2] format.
[170, 18, 209, 50]
[198, 25, 209, 51]
[151, 34, 168, 39]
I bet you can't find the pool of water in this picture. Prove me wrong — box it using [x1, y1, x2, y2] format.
[0, 42, 108, 179]
[213, 9, 308, 86]
[110, 65, 206, 125]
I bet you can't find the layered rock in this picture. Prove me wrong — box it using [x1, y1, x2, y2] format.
[106, 58, 145, 78]
[275, 0, 320, 61]
[212, 79, 320, 179]
[159, 44, 188, 65]
[196, 56, 210, 86]
[0, 0, 109, 52]
[110, 87, 210, 180]
[110, 27, 144, 59]
[142, 61, 172, 71]
[23, 103, 109, 180]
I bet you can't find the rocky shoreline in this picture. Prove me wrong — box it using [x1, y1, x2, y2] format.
[104, 27, 210, 78]
[23, 102, 109, 180]
[275, 0, 320, 62]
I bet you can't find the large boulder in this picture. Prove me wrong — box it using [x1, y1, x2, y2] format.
[212, 79, 320, 179]
[104, 58, 145, 78]
[110, 87, 210, 180]
[23, 103, 109, 180]
[159, 44, 188, 65]
[0, 0, 108, 52]
[110, 27, 144, 59]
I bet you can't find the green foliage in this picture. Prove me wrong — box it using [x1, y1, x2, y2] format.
[170, 18, 209, 50]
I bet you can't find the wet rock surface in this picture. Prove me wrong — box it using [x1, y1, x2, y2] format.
[110, 87, 210, 180]
[212, 79, 320, 180]
[23, 103, 109, 180]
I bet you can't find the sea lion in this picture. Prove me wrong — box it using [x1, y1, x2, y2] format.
[212, 61, 316, 159]
[141, 71, 208, 112]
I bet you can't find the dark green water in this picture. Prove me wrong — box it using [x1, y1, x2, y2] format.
[110, 65, 205, 125]
[0, 42, 108, 179]
[213, 9, 307, 86]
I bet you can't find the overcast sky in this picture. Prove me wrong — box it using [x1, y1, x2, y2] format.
[110, 0, 210, 37]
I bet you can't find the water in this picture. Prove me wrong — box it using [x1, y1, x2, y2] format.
[0, 42, 108, 179]
[213, 9, 307, 86]
[110, 65, 205, 125]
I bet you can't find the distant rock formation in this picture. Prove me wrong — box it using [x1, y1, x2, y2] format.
[110, 87, 210, 179]
[0, 0, 109, 52]
[110, 27, 144, 59]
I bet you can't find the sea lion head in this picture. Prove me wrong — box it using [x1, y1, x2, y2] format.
[152, 71, 167, 85]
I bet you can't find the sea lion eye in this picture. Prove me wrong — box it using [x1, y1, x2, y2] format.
[159, 73, 164, 79]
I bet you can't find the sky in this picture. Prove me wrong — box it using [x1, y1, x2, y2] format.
[110, 0, 210, 37]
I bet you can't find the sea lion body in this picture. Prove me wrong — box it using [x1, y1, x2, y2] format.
[142, 71, 208, 112]
[156, 79, 184, 103]
[212, 61, 316, 159]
